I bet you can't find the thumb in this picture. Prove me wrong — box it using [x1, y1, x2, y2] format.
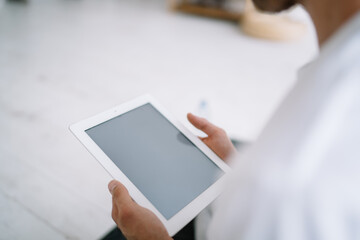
[108, 180, 132, 205]
[187, 113, 218, 136]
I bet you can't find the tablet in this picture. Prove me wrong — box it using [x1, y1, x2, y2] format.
[69, 95, 230, 236]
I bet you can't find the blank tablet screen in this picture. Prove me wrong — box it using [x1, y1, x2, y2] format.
[85, 103, 224, 220]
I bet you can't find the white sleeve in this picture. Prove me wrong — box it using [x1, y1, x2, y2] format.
[202, 48, 360, 239]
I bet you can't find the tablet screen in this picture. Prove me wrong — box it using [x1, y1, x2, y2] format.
[85, 103, 224, 220]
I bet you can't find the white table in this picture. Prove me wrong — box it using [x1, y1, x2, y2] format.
[0, 0, 317, 238]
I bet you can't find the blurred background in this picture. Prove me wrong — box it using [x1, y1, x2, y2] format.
[0, 0, 317, 239]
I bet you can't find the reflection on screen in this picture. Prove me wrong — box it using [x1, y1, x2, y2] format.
[86, 103, 223, 220]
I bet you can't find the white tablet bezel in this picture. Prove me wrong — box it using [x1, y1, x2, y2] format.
[69, 95, 231, 236]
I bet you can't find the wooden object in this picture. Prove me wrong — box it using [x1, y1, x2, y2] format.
[170, 0, 306, 41]
[169, 0, 242, 22]
[241, 0, 306, 41]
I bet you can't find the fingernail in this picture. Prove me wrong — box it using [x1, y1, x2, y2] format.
[108, 180, 117, 194]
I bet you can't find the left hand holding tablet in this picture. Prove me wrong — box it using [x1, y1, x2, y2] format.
[108, 180, 173, 240]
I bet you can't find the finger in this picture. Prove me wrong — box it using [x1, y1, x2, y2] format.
[108, 180, 133, 206]
[111, 196, 119, 221]
[187, 113, 218, 136]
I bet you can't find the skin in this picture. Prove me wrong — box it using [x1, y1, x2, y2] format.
[108, 181, 172, 240]
[109, 1, 360, 239]
[187, 113, 237, 161]
[301, 0, 360, 45]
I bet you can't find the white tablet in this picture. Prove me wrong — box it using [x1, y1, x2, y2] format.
[69, 95, 230, 236]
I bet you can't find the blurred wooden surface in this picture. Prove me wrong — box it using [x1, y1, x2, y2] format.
[173, 1, 242, 21]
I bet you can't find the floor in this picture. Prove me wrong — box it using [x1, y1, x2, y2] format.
[0, 0, 318, 239]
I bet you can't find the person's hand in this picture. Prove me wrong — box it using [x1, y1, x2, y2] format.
[108, 180, 172, 240]
[187, 113, 236, 161]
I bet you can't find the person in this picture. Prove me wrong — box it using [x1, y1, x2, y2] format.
[107, 0, 360, 238]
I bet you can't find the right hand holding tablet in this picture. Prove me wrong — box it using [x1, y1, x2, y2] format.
[187, 113, 236, 162]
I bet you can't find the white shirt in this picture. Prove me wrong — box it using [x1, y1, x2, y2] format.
[197, 12, 360, 240]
